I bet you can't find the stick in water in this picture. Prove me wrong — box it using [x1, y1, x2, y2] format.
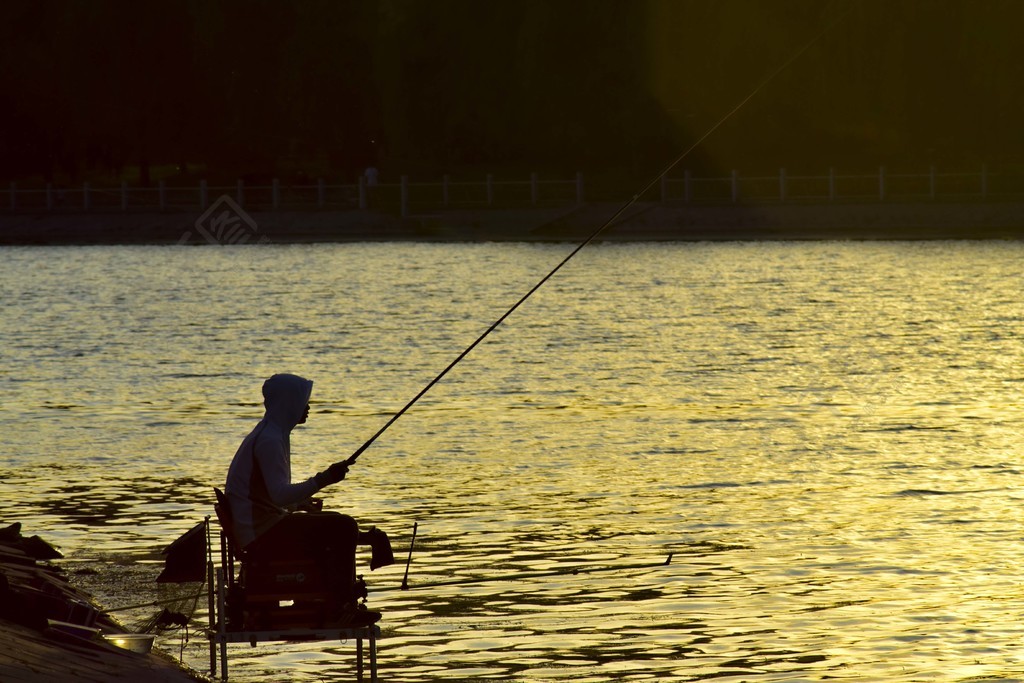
[401, 521, 418, 590]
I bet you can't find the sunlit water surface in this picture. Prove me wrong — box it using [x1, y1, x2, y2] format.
[2, 241, 1023, 681]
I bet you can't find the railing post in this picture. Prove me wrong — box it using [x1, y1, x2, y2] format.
[981, 164, 988, 199]
[46, 183, 53, 211]
[779, 167, 786, 202]
[358, 175, 367, 209]
[576, 172, 584, 204]
[317, 178, 325, 208]
[878, 166, 886, 201]
[929, 165, 936, 200]
[272, 178, 280, 210]
[200, 180, 208, 209]
[9, 182, 15, 211]
[400, 175, 409, 217]
[121, 181, 128, 212]
[158, 180, 166, 210]
[731, 170, 738, 203]
[486, 174, 494, 206]
[828, 167, 836, 200]
[442, 174, 450, 207]
[236, 179, 245, 207]
[83, 182, 90, 211]
[530, 172, 538, 205]
[684, 169, 692, 202]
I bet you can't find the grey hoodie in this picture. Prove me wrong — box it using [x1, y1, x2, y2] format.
[225, 373, 322, 547]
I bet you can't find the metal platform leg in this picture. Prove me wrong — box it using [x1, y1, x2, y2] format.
[208, 558, 217, 677]
[217, 567, 229, 680]
[370, 628, 378, 683]
[355, 630, 379, 683]
[357, 636, 363, 681]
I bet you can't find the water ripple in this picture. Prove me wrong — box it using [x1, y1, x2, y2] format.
[1, 242, 1024, 680]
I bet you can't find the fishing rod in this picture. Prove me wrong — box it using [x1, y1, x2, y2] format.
[343, 2, 852, 467]
[373, 553, 674, 593]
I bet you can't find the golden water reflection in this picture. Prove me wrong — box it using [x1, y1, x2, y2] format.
[1, 242, 1023, 680]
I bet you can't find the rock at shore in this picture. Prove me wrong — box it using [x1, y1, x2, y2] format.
[0, 522, 205, 683]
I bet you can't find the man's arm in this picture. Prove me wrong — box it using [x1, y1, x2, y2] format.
[254, 438, 321, 508]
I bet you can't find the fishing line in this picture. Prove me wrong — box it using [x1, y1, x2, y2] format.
[103, 592, 206, 614]
[345, 3, 851, 465]
[373, 553, 674, 593]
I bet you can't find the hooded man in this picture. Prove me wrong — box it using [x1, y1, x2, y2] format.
[224, 373, 390, 624]
[225, 373, 347, 547]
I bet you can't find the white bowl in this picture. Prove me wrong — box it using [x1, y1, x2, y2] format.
[103, 633, 155, 654]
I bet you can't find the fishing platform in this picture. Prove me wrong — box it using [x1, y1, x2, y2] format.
[190, 489, 382, 681]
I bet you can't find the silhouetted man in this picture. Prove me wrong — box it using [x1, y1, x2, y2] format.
[224, 373, 391, 625]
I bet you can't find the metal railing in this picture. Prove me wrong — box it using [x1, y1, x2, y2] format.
[4, 165, 1019, 216]
[661, 165, 1010, 204]
[3, 173, 585, 217]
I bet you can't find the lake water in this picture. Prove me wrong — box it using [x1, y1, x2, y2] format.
[2, 240, 1023, 681]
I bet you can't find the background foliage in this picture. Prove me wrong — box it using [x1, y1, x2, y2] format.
[1, 1, 1020, 186]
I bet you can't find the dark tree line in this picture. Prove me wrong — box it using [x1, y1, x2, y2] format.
[1, 1, 1021, 187]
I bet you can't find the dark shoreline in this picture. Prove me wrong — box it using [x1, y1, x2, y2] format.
[0, 524, 204, 682]
[2, 200, 1024, 245]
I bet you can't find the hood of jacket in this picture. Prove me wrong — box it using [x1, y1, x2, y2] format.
[262, 373, 313, 430]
